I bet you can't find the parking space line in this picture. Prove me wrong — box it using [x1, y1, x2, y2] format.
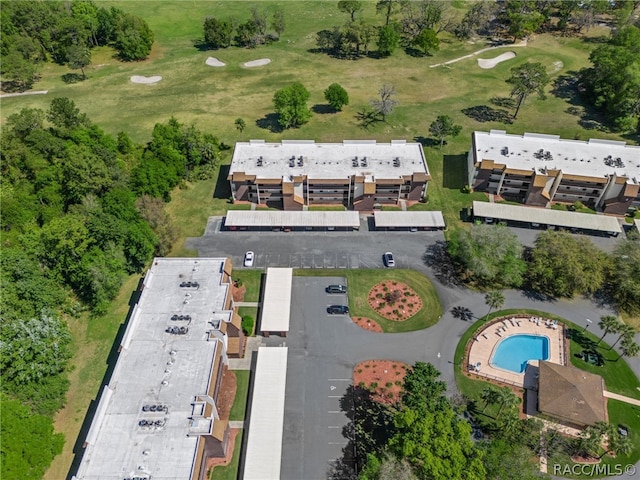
[328, 378, 350, 381]
[328, 410, 342, 414]
[328, 442, 348, 445]
[328, 395, 341, 398]
[328, 426, 341, 429]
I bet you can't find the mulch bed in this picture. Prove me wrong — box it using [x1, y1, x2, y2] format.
[353, 360, 409, 405]
[206, 428, 241, 473]
[216, 369, 237, 420]
[232, 283, 246, 303]
[352, 316, 383, 333]
[367, 281, 422, 322]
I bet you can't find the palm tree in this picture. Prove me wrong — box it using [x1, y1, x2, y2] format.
[480, 386, 501, 413]
[601, 424, 633, 458]
[575, 425, 602, 458]
[499, 410, 520, 438]
[596, 315, 620, 346]
[484, 290, 505, 321]
[609, 324, 635, 350]
[617, 336, 640, 362]
[496, 387, 519, 416]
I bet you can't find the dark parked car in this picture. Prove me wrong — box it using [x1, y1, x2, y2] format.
[327, 305, 349, 315]
[326, 284, 348, 294]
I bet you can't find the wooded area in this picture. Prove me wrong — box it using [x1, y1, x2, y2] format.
[0, 99, 221, 478]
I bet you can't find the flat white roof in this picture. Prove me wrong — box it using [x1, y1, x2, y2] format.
[261, 268, 293, 332]
[473, 131, 640, 182]
[243, 347, 288, 480]
[74, 258, 232, 480]
[225, 210, 360, 228]
[473, 201, 622, 233]
[230, 140, 429, 179]
[374, 210, 445, 227]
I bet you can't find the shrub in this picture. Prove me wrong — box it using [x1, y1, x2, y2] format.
[404, 291, 412, 296]
[241, 315, 254, 336]
[370, 382, 378, 389]
[386, 382, 393, 388]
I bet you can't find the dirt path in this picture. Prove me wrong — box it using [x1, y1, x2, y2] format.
[0, 90, 48, 98]
[429, 40, 527, 68]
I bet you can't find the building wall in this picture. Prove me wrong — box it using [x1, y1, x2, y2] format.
[229, 176, 427, 210]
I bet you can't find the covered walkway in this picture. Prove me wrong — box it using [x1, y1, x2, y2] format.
[242, 347, 288, 480]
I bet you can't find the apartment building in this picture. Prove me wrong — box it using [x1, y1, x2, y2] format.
[228, 140, 431, 211]
[73, 258, 244, 480]
[468, 130, 640, 215]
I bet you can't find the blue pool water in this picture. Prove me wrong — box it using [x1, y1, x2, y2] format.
[491, 335, 549, 373]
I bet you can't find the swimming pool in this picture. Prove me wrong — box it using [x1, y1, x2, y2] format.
[491, 334, 549, 373]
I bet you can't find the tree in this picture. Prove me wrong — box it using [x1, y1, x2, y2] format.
[412, 28, 439, 55]
[389, 366, 487, 480]
[0, 395, 65, 480]
[484, 290, 505, 320]
[115, 14, 154, 61]
[480, 386, 501, 413]
[607, 323, 634, 350]
[324, 83, 349, 111]
[496, 387, 518, 416]
[0, 314, 72, 385]
[609, 231, 640, 314]
[271, 9, 285, 39]
[429, 115, 462, 148]
[596, 315, 620, 346]
[338, 0, 364, 22]
[135, 195, 176, 256]
[579, 25, 640, 133]
[376, 0, 400, 25]
[47, 97, 89, 130]
[0, 50, 39, 92]
[370, 84, 397, 121]
[67, 44, 91, 79]
[526, 231, 609, 298]
[234, 117, 246, 133]
[616, 332, 639, 361]
[273, 82, 312, 129]
[506, 62, 550, 119]
[447, 224, 526, 288]
[377, 24, 400, 57]
[203, 17, 234, 48]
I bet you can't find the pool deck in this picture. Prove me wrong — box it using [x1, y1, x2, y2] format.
[467, 315, 566, 387]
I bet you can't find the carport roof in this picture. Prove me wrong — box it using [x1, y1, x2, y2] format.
[261, 268, 292, 333]
[243, 347, 288, 480]
[374, 211, 445, 228]
[472, 201, 622, 234]
[225, 210, 360, 228]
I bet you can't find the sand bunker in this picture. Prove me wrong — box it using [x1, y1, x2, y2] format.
[206, 57, 226, 67]
[243, 58, 271, 67]
[130, 75, 162, 84]
[477, 51, 516, 69]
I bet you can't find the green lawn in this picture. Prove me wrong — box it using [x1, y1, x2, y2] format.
[229, 370, 250, 422]
[232, 270, 263, 303]
[209, 428, 243, 480]
[295, 268, 442, 332]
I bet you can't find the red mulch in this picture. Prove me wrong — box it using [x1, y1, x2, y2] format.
[206, 428, 241, 472]
[232, 283, 246, 303]
[367, 281, 422, 321]
[352, 316, 383, 333]
[353, 360, 409, 405]
[216, 369, 237, 420]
